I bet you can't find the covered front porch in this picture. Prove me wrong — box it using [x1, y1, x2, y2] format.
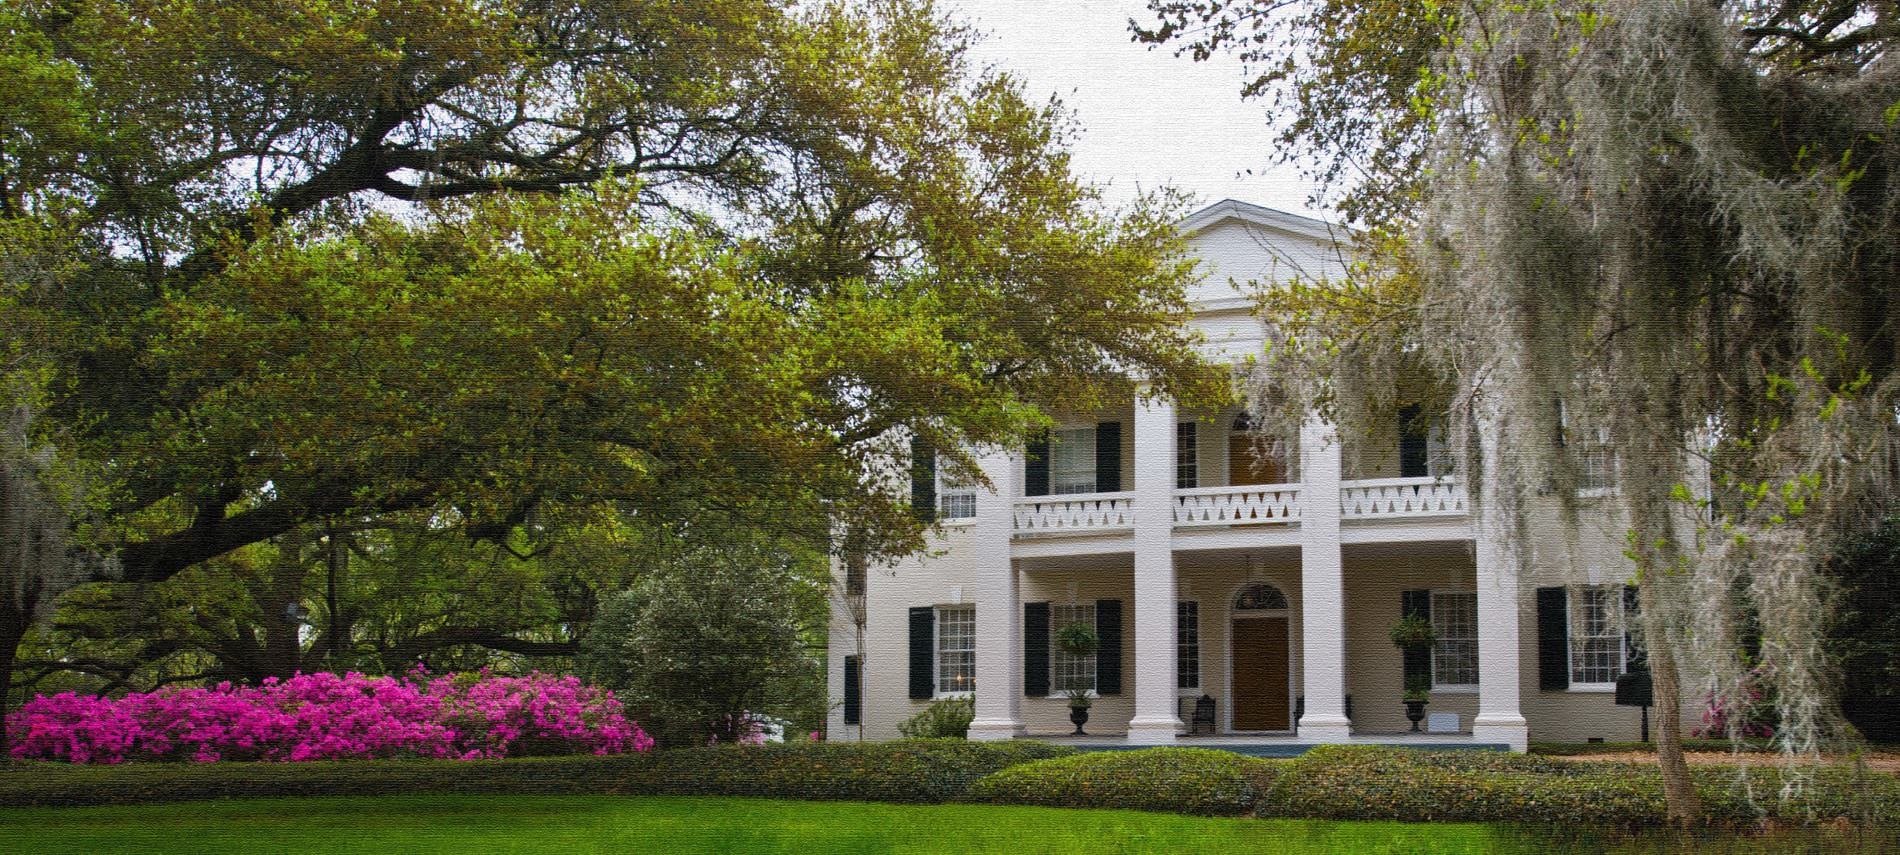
[1029, 732, 1513, 758]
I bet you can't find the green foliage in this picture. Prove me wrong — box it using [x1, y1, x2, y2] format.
[0, 740, 1074, 808]
[1390, 614, 1436, 650]
[1402, 673, 1431, 702]
[897, 696, 973, 739]
[968, 748, 1284, 816]
[575, 536, 825, 748]
[1824, 516, 1900, 742]
[0, 755, 649, 808]
[1053, 621, 1099, 657]
[1257, 746, 1900, 828]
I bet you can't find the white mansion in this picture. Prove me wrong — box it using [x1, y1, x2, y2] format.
[826, 200, 1664, 751]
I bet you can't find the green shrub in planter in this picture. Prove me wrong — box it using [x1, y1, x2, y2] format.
[897, 696, 974, 739]
[969, 748, 1285, 816]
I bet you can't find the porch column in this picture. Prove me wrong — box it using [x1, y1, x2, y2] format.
[1297, 417, 1352, 741]
[1472, 404, 1530, 750]
[1126, 390, 1181, 743]
[967, 445, 1024, 740]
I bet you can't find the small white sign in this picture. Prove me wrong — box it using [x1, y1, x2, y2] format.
[1427, 712, 1461, 734]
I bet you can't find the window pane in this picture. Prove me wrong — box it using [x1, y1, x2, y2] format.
[1176, 423, 1198, 489]
[1051, 428, 1097, 494]
[1177, 601, 1200, 689]
[1051, 603, 1096, 693]
[939, 493, 976, 519]
[1431, 591, 1478, 686]
[937, 605, 975, 694]
[1569, 586, 1623, 684]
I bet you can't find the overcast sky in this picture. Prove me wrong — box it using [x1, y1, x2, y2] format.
[939, 1, 1329, 222]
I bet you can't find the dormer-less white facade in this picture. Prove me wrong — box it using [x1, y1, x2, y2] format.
[827, 200, 1664, 751]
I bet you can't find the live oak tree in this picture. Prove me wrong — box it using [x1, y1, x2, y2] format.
[1141, 0, 1900, 823]
[0, 0, 1229, 735]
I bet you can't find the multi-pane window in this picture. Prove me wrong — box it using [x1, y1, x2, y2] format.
[1050, 427, 1098, 495]
[1431, 591, 1479, 687]
[1176, 422, 1198, 489]
[936, 605, 975, 695]
[1051, 603, 1097, 693]
[937, 458, 977, 519]
[1569, 586, 1623, 685]
[1177, 601, 1200, 689]
[1558, 401, 1615, 490]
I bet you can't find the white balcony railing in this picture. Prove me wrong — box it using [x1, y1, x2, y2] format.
[1172, 484, 1301, 527]
[1012, 492, 1136, 534]
[1339, 476, 1468, 520]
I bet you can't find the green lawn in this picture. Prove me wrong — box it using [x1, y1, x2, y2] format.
[0, 795, 1887, 855]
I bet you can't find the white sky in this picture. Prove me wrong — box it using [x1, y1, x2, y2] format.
[940, 0, 1330, 222]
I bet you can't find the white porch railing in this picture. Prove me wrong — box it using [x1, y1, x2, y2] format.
[1171, 484, 1301, 527]
[1339, 476, 1468, 520]
[1012, 492, 1136, 534]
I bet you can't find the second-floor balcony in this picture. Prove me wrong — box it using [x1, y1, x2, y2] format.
[1003, 476, 1466, 538]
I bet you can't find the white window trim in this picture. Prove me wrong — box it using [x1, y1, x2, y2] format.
[1047, 603, 1098, 698]
[1429, 589, 1479, 692]
[934, 604, 975, 699]
[1566, 585, 1626, 692]
[936, 455, 977, 523]
[1050, 426, 1098, 496]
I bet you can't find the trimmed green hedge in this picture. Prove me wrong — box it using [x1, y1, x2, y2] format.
[1258, 745, 1900, 827]
[968, 748, 1284, 816]
[0, 754, 647, 807]
[620, 739, 1075, 804]
[0, 740, 1074, 808]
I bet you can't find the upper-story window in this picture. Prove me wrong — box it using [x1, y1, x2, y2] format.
[937, 456, 977, 520]
[1557, 401, 1615, 491]
[1398, 405, 1454, 478]
[1050, 427, 1097, 495]
[1176, 422, 1198, 489]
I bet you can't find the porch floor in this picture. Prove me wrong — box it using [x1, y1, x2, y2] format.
[1026, 732, 1509, 757]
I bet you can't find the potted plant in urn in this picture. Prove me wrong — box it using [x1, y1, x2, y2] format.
[1054, 620, 1100, 735]
[1390, 614, 1436, 732]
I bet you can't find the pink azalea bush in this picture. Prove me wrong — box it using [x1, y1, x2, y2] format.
[7, 669, 653, 764]
[1691, 665, 1779, 740]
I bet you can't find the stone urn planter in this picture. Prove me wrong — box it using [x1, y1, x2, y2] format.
[1403, 698, 1428, 732]
[1069, 704, 1090, 736]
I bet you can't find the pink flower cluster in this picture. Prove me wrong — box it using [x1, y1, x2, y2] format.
[7, 670, 653, 764]
[1691, 666, 1778, 740]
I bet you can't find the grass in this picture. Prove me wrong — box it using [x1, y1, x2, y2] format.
[0, 794, 1569, 855]
[2, 795, 1893, 855]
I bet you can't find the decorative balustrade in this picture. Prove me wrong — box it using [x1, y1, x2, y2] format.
[1339, 477, 1468, 520]
[1171, 485, 1301, 527]
[1011, 492, 1136, 534]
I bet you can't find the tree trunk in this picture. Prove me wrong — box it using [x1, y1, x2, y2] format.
[0, 609, 28, 754]
[1641, 579, 1703, 824]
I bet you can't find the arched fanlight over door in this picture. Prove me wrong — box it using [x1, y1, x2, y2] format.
[1233, 582, 1288, 611]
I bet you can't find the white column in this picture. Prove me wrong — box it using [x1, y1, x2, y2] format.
[1472, 405, 1530, 751]
[967, 445, 1025, 741]
[1297, 417, 1352, 741]
[1126, 391, 1180, 743]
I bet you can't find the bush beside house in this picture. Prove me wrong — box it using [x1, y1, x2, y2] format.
[969, 748, 1282, 816]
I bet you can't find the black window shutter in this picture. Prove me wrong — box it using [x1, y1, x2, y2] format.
[909, 436, 936, 523]
[1623, 585, 1647, 674]
[843, 655, 862, 725]
[1095, 421, 1122, 492]
[1024, 432, 1050, 496]
[1401, 589, 1433, 687]
[1399, 404, 1428, 478]
[1095, 598, 1123, 695]
[1024, 602, 1050, 696]
[1537, 587, 1570, 690]
[909, 607, 935, 699]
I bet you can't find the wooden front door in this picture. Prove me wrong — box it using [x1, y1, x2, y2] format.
[1228, 431, 1287, 486]
[1231, 617, 1291, 730]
